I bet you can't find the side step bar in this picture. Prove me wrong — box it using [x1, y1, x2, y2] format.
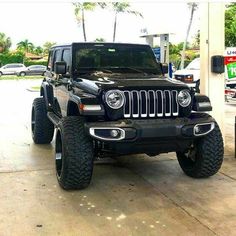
[47, 112, 61, 126]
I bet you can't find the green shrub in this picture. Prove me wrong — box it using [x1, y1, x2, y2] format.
[0, 51, 24, 66]
[0, 52, 47, 67]
[24, 60, 47, 67]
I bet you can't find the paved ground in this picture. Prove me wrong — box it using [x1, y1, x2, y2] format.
[0, 79, 236, 236]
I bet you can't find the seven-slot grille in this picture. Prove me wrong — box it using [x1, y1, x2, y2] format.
[123, 90, 179, 118]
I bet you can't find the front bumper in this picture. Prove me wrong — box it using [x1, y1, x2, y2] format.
[85, 113, 215, 142]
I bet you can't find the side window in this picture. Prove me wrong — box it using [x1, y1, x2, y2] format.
[62, 49, 71, 72]
[47, 50, 53, 70]
[52, 49, 61, 71]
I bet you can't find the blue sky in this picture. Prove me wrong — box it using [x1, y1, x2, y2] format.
[0, 1, 200, 48]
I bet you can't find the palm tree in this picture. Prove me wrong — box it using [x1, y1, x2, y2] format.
[43, 41, 56, 55]
[34, 46, 44, 55]
[180, 2, 198, 69]
[111, 2, 143, 42]
[17, 39, 34, 53]
[0, 32, 12, 53]
[73, 2, 97, 41]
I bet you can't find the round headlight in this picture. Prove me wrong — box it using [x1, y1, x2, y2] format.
[105, 90, 124, 109]
[178, 90, 191, 107]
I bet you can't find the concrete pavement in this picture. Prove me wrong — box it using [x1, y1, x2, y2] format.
[0, 80, 236, 236]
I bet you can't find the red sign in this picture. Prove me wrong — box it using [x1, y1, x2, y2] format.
[224, 56, 236, 65]
[225, 48, 236, 80]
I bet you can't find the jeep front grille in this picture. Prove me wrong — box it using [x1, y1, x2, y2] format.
[123, 90, 179, 118]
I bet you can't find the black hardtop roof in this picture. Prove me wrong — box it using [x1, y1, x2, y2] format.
[51, 42, 150, 49]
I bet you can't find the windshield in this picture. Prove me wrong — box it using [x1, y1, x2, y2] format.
[186, 58, 200, 70]
[73, 44, 162, 76]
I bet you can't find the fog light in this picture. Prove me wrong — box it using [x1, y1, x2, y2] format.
[89, 127, 125, 141]
[194, 123, 215, 136]
[110, 129, 119, 137]
[194, 126, 200, 134]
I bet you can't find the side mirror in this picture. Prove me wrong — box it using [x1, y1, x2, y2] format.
[161, 63, 168, 74]
[55, 61, 67, 75]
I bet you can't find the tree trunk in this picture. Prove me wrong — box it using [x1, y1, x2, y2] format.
[82, 9, 87, 42]
[180, 5, 196, 69]
[113, 13, 117, 42]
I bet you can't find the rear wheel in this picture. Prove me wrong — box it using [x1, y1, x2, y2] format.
[55, 116, 94, 190]
[31, 97, 54, 144]
[176, 121, 224, 178]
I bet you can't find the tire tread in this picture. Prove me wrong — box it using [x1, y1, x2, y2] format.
[32, 97, 54, 144]
[57, 117, 93, 190]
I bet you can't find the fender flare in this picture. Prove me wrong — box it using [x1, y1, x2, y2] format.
[41, 81, 54, 110]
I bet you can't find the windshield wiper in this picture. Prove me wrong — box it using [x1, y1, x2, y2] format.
[119, 67, 148, 75]
[99, 69, 113, 74]
[75, 69, 113, 76]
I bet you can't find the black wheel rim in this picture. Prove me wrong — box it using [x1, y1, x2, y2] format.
[31, 107, 35, 135]
[186, 144, 197, 162]
[180, 142, 199, 168]
[55, 129, 63, 178]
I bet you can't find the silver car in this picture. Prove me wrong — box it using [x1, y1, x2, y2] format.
[17, 65, 47, 76]
[0, 63, 27, 76]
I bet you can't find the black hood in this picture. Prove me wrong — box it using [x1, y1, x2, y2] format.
[73, 74, 190, 96]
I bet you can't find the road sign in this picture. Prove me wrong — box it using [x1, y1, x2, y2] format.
[225, 48, 236, 80]
[153, 47, 160, 62]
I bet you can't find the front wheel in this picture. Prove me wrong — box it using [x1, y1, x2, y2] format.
[19, 71, 26, 76]
[31, 97, 54, 144]
[55, 117, 94, 190]
[176, 122, 224, 178]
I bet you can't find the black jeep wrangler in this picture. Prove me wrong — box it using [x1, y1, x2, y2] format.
[31, 43, 224, 190]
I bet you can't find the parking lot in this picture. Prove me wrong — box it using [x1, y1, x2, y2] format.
[0, 79, 236, 235]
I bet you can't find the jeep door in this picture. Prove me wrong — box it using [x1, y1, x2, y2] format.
[52, 47, 71, 117]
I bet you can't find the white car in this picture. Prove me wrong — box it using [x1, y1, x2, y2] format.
[0, 63, 27, 76]
[173, 58, 200, 91]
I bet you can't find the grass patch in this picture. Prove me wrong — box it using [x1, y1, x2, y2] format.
[27, 86, 41, 92]
[30, 86, 40, 92]
[0, 75, 43, 80]
[31, 86, 40, 90]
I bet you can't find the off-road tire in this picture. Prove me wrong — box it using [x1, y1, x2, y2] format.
[31, 97, 54, 144]
[55, 116, 94, 190]
[176, 121, 224, 178]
